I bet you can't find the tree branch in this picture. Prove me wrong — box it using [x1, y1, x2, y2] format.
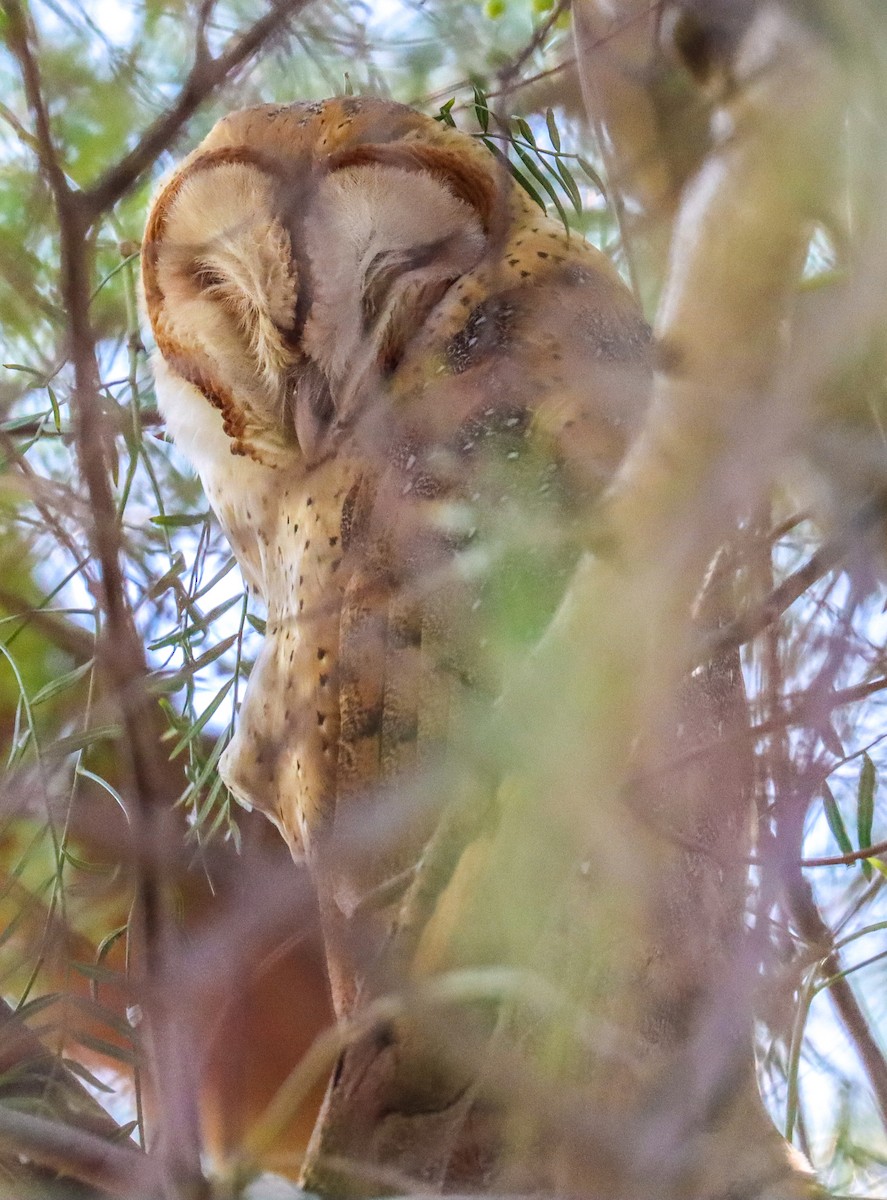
[2, 2, 209, 1190]
[1, 2, 70, 201]
[0, 587, 96, 663]
[789, 875, 887, 1128]
[0, 1105, 151, 1198]
[705, 492, 887, 659]
[83, 0, 313, 218]
[495, 0, 571, 98]
[800, 837, 887, 869]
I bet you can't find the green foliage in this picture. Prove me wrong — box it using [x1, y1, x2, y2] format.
[436, 83, 608, 241]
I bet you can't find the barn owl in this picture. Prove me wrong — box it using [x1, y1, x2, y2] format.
[142, 95, 649, 889]
[143, 98, 812, 1197]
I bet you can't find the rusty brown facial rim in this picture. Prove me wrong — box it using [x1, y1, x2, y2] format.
[141, 146, 297, 462]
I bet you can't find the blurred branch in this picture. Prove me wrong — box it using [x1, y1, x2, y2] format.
[0, 587, 95, 663]
[0, 1105, 150, 1198]
[495, 0, 570, 98]
[788, 874, 887, 1129]
[573, 0, 692, 307]
[3, 2, 205, 1190]
[639, 673, 887, 811]
[484, 58, 575, 105]
[3, 0, 169, 820]
[767, 676, 887, 734]
[83, 0, 314, 218]
[800, 837, 887, 868]
[1, 3, 69, 201]
[2, 409, 163, 441]
[0, 97, 41, 153]
[194, 0, 220, 70]
[0, 431, 93, 574]
[706, 493, 887, 658]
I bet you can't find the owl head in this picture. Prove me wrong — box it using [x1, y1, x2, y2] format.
[142, 97, 503, 471]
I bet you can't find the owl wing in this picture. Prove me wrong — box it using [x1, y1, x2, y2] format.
[321, 209, 653, 899]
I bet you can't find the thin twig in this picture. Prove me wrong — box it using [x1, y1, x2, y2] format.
[800, 838, 887, 868]
[0, 587, 96, 663]
[789, 874, 887, 1128]
[772, 587, 886, 1123]
[0, 97, 41, 152]
[706, 492, 887, 658]
[749, 676, 887, 745]
[627, 673, 887, 809]
[495, 0, 571, 98]
[1, 4, 70, 201]
[2, 1, 240, 1191]
[194, 0, 219, 69]
[1, 407, 163, 440]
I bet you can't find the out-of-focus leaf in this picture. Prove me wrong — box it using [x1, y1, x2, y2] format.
[62, 1055, 116, 1093]
[46, 385, 62, 433]
[435, 98, 457, 127]
[73, 1032, 139, 1068]
[149, 592, 242, 650]
[150, 511, 211, 528]
[473, 84, 490, 133]
[857, 754, 877, 880]
[50, 724, 123, 756]
[545, 107, 561, 153]
[513, 142, 569, 230]
[247, 613, 267, 635]
[822, 783, 854, 858]
[169, 677, 234, 758]
[31, 659, 94, 706]
[554, 158, 583, 215]
[514, 117, 537, 148]
[577, 155, 606, 196]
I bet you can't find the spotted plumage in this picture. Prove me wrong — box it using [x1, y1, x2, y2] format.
[143, 96, 650, 882]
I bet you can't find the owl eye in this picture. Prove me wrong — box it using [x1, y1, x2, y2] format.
[363, 240, 450, 327]
[192, 263, 228, 292]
